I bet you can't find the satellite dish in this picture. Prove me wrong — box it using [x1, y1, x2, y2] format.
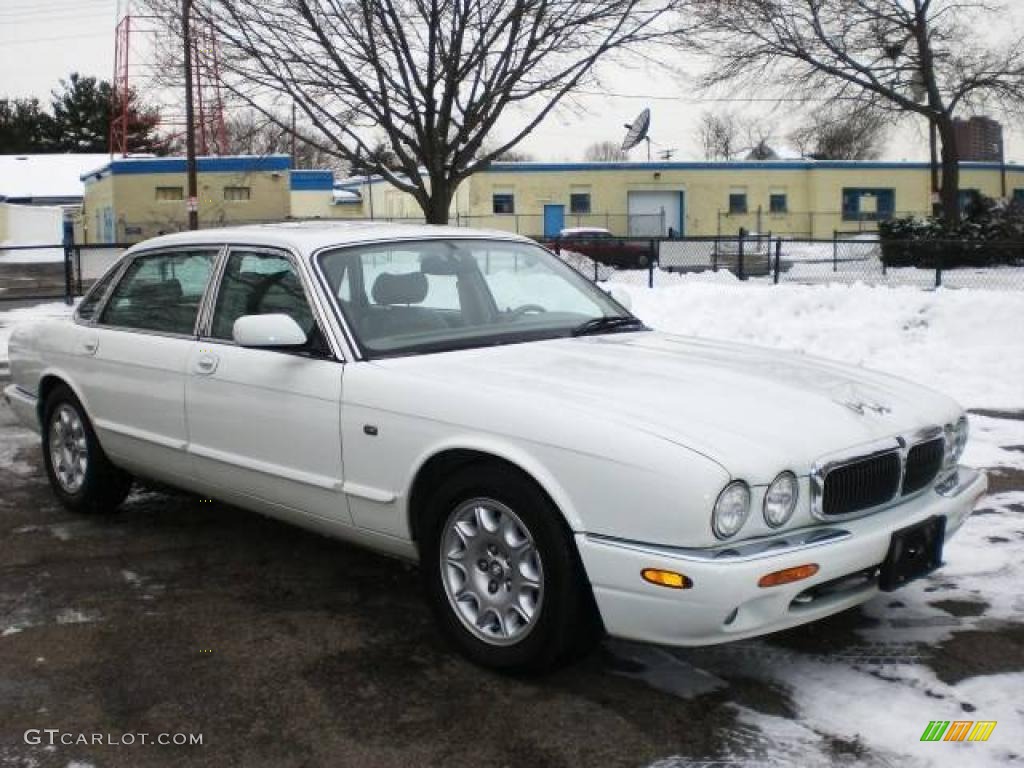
[621, 108, 651, 153]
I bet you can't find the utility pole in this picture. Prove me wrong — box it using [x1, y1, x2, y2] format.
[929, 120, 940, 217]
[291, 101, 297, 168]
[182, 0, 199, 230]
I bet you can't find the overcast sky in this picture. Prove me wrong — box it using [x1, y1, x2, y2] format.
[1, 0, 1021, 163]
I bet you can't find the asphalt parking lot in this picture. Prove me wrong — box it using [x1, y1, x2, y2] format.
[1, 395, 1022, 768]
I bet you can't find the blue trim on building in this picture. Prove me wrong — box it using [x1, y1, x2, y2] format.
[290, 169, 334, 190]
[480, 160, 1017, 173]
[80, 155, 292, 180]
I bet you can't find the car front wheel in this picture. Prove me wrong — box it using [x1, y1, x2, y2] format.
[42, 384, 132, 514]
[422, 463, 601, 672]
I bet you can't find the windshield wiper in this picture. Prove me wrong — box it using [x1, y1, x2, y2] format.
[571, 315, 647, 337]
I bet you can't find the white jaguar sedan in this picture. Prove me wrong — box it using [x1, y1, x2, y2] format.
[4, 222, 987, 671]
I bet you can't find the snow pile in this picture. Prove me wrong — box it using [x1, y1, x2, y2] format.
[615, 271, 1024, 410]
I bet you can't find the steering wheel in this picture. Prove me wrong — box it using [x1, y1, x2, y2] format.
[506, 303, 548, 319]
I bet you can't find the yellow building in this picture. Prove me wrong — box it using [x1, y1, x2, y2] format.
[462, 160, 1024, 239]
[82, 156, 1024, 243]
[81, 155, 293, 243]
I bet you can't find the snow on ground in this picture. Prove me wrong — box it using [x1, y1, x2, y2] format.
[601, 272, 1024, 766]
[613, 270, 1024, 410]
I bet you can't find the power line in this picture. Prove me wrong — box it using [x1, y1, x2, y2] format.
[0, 31, 110, 44]
[574, 89, 831, 104]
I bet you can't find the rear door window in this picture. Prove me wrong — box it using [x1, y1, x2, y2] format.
[100, 249, 216, 335]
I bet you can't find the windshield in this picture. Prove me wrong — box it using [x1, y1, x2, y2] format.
[316, 238, 640, 357]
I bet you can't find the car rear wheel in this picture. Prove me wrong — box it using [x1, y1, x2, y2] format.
[421, 462, 601, 672]
[42, 384, 132, 514]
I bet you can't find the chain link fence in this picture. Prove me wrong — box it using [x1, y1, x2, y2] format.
[4, 225, 1023, 304]
[556, 233, 1024, 292]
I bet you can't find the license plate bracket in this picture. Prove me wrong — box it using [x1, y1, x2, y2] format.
[879, 516, 946, 592]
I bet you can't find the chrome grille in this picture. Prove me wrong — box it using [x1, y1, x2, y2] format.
[902, 437, 945, 495]
[821, 450, 901, 517]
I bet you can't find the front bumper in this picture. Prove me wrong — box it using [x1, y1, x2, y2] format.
[577, 467, 987, 647]
[3, 383, 39, 434]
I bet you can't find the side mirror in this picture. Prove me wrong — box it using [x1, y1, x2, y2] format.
[232, 314, 308, 348]
[607, 286, 633, 311]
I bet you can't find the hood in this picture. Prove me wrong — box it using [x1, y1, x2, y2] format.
[374, 331, 962, 481]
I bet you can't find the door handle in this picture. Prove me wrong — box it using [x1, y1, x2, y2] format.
[195, 354, 219, 375]
[80, 338, 99, 356]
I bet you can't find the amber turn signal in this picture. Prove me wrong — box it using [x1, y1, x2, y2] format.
[641, 568, 692, 589]
[758, 564, 819, 588]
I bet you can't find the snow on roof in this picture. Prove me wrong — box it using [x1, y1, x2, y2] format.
[332, 187, 363, 204]
[0, 154, 116, 201]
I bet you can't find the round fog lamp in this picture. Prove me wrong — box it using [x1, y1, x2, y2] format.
[712, 481, 751, 540]
[763, 472, 799, 528]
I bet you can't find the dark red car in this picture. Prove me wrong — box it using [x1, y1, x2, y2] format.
[550, 227, 654, 269]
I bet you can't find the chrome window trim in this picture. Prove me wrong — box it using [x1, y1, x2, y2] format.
[809, 426, 948, 522]
[92, 244, 226, 339]
[198, 243, 344, 361]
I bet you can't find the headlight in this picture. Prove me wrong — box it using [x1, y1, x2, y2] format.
[712, 481, 751, 539]
[763, 472, 799, 528]
[945, 415, 969, 467]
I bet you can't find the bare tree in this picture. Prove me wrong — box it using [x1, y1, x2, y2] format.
[697, 110, 776, 160]
[790, 107, 888, 161]
[158, 0, 679, 224]
[584, 140, 629, 161]
[698, 111, 740, 160]
[491, 149, 536, 162]
[689, 0, 1024, 226]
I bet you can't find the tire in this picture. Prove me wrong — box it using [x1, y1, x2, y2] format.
[41, 384, 132, 514]
[421, 462, 601, 673]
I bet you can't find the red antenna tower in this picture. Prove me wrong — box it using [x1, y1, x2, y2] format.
[188, 16, 229, 155]
[109, 13, 132, 156]
[109, 3, 230, 157]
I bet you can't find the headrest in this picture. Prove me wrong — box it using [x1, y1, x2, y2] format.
[372, 271, 429, 305]
[129, 278, 182, 302]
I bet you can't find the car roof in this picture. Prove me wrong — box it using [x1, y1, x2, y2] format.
[559, 227, 611, 236]
[127, 220, 535, 255]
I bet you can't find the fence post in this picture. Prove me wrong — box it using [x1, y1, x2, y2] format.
[75, 245, 83, 295]
[774, 238, 782, 285]
[62, 215, 75, 305]
[649, 240, 656, 288]
[738, 227, 747, 281]
[833, 230, 839, 272]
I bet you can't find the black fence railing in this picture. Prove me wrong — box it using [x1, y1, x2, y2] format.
[3, 229, 1023, 304]
[552, 231, 1024, 291]
[0, 242, 132, 303]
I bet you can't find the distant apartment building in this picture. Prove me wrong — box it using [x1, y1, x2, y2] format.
[953, 116, 1004, 162]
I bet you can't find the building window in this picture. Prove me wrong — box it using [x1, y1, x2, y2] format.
[569, 192, 591, 214]
[769, 193, 788, 214]
[224, 186, 251, 202]
[842, 188, 895, 221]
[155, 186, 184, 201]
[1014, 189, 1024, 204]
[492, 193, 515, 215]
[728, 193, 748, 214]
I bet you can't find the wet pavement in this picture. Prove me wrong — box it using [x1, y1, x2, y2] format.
[1, 397, 1022, 768]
